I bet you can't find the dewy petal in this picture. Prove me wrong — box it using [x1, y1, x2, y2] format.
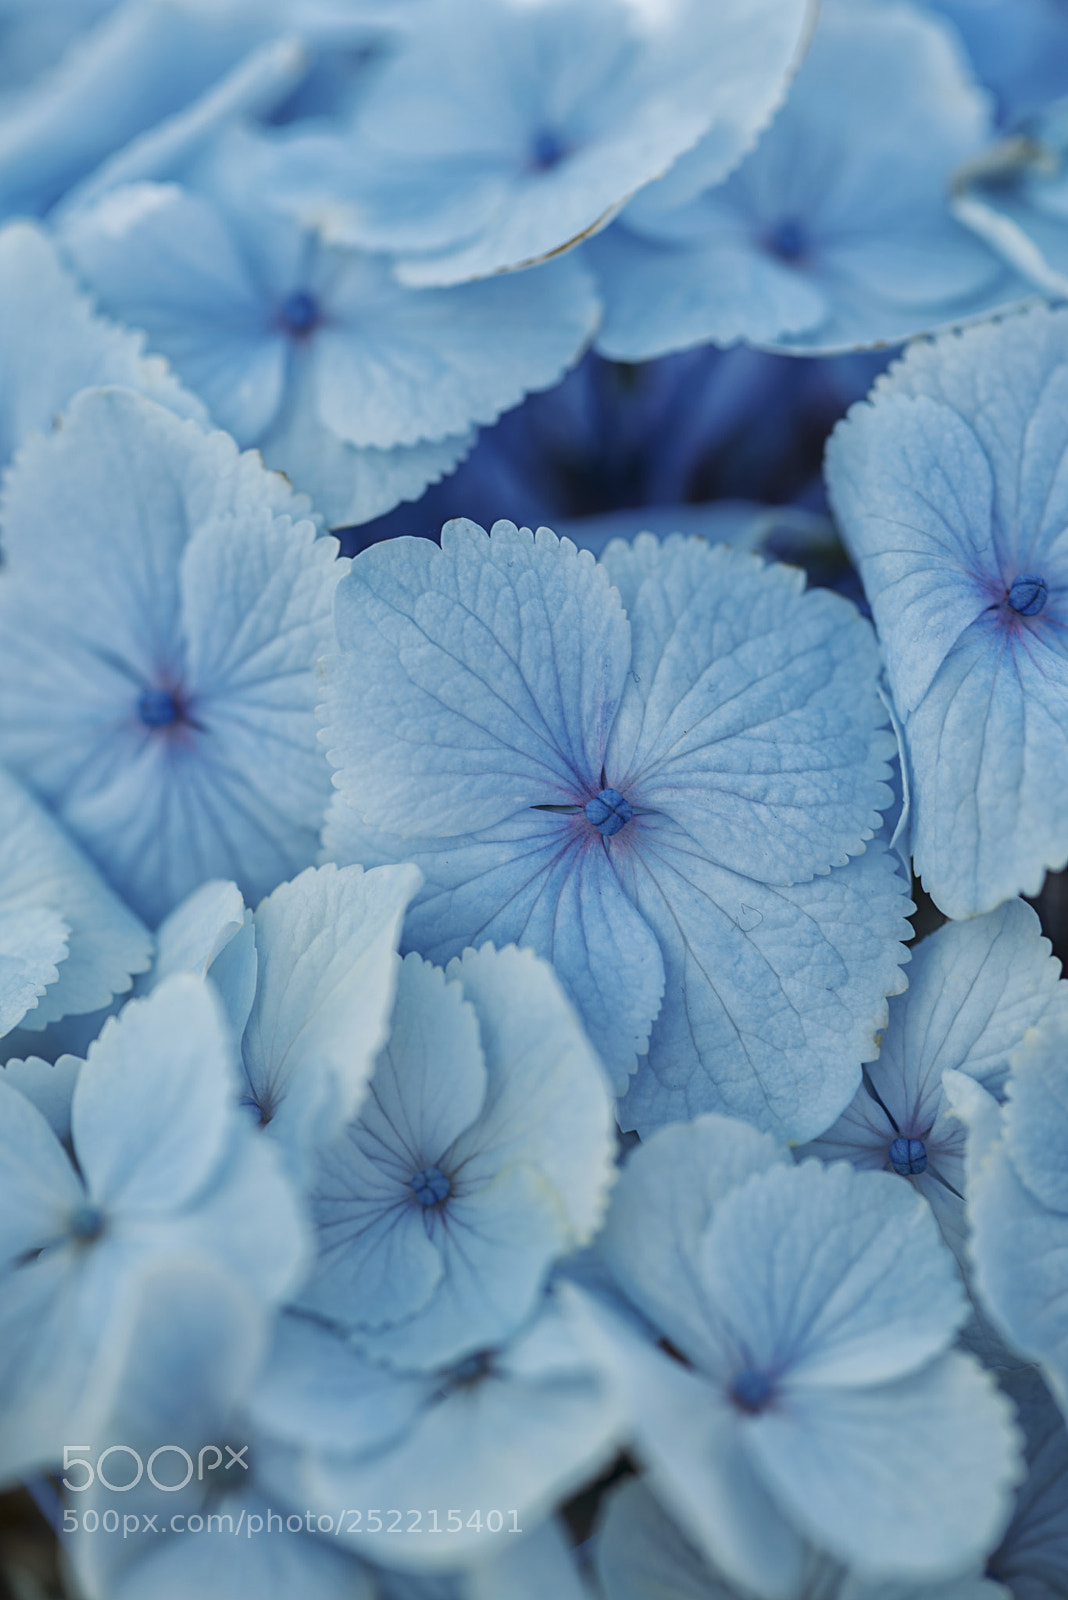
[597, 1114, 788, 1377]
[700, 1162, 968, 1391]
[0, 766, 151, 1033]
[71, 975, 238, 1216]
[616, 817, 912, 1141]
[601, 536, 893, 882]
[0, 387, 344, 925]
[321, 802, 665, 1093]
[241, 862, 420, 1173]
[0, 218, 204, 472]
[747, 1354, 1020, 1583]
[321, 520, 632, 836]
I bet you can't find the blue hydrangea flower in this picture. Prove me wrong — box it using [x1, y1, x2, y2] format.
[0, 217, 204, 471]
[594, 1475, 1004, 1600]
[826, 303, 1068, 918]
[151, 861, 421, 1178]
[946, 1013, 1068, 1421]
[321, 519, 912, 1141]
[59, 126, 600, 526]
[255, 0, 815, 288]
[0, 762, 149, 1043]
[0, 384, 346, 926]
[589, 3, 1022, 361]
[0, 974, 306, 1483]
[245, 1290, 624, 1573]
[583, 1114, 1021, 1597]
[985, 1365, 1068, 1596]
[800, 899, 1068, 1259]
[300, 943, 615, 1369]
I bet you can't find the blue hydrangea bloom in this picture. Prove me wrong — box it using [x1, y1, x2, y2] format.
[985, 1365, 1068, 1597]
[946, 1013, 1068, 1421]
[0, 763, 149, 1042]
[583, 1114, 1021, 1596]
[594, 1476, 1004, 1600]
[800, 899, 1068, 1259]
[256, 0, 815, 288]
[589, 2, 1021, 361]
[0, 384, 346, 925]
[0, 216, 204, 470]
[826, 303, 1068, 918]
[151, 861, 421, 1178]
[59, 126, 600, 526]
[300, 943, 615, 1369]
[0, 974, 306, 1483]
[245, 1291, 625, 1573]
[321, 519, 912, 1141]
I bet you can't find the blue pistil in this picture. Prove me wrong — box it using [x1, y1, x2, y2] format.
[766, 217, 808, 263]
[138, 688, 181, 728]
[279, 289, 320, 336]
[411, 1165, 451, 1207]
[888, 1136, 927, 1177]
[730, 1368, 774, 1414]
[584, 788, 633, 837]
[68, 1202, 105, 1242]
[1007, 574, 1048, 617]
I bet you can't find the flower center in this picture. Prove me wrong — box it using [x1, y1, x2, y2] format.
[584, 787, 633, 837]
[888, 1135, 927, 1176]
[765, 217, 808, 263]
[410, 1165, 451, 1207]
[68, 1202, 106, 1242]
[729, 1367, 774, 1415]
[529, 129, 568, 171]
[279, 289, 321, 337]
[1007, 574, 1048, 616]
[138, 688, 181, 729]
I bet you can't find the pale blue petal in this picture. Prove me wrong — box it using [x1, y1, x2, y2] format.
[616, 821, 913, 1140]
[0, 1078, 82, 1266]
[0, 217, 204, 471]
[989, 1366, 1068, 1598]
[597, 1114, 788, 1375]
[241, 861, 419, 1172]
[71, 974, 237, 1215]
[601, 535, 893, 881]
[0, 765, 151, 1032]
[322, 520, 631, 834]
[321, 803, 665, 1091]
[747, 1353, 1020, 1582]
[312, 252, 599, 449]
[700, 1162, 967, 1389]
[0, 903, 67, 1040]
[152, 878, 257, 1041]
[0, 1054, 80, 1144]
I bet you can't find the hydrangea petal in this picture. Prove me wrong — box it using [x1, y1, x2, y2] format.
[321, 802, 665, 1091]
[747, 1353, 1019, 1581]
[322, 520, 632, 834]
[241, 861, 420, 1168]
[152, 878, 258, 1041]
[601, 535, 892, 881]
[71, 975, 237, 1215]
[616, 820, 912, 1140]
[0, 904, 68, 1040]
[0, 1078, 83, 1266]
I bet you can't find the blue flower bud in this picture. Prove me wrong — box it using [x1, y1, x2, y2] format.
[279, 289, 320, 336]
[138, 688, 180, 728]
[584, 787, 633, 837]
[1007, 575, 1048, 617]
[888, 1135, 927, 1176]
[730, 1367, 775, 1414]
[410, 1165, 452, 1207]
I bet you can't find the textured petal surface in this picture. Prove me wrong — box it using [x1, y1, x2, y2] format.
[322, 520, 632, 834]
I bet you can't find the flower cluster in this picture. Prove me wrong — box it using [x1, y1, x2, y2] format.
[2, 2, 1068, 1598]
